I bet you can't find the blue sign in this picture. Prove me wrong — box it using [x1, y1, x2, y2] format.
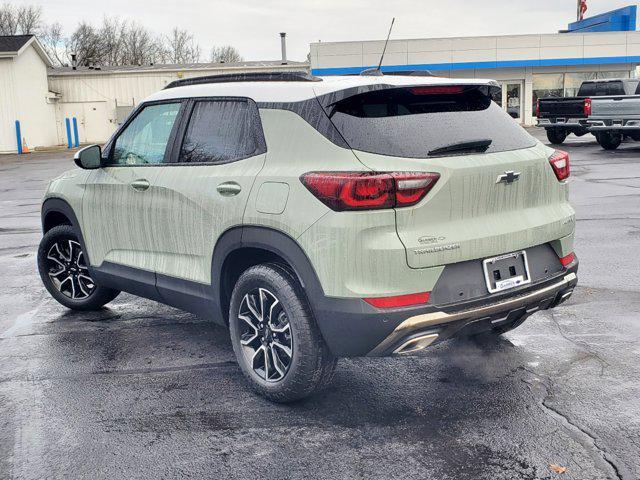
[568, 5, 637, 32]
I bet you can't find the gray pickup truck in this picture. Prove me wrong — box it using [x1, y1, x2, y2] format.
[537, 79, 640, 147]
[585, 80, 640, 150]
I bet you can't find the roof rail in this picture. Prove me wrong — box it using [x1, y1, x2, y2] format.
[165, 71, 321, 89]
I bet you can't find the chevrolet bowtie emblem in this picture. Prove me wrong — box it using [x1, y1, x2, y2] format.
[496, 171, 521, 185]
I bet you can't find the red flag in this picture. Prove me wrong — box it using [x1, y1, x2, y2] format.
[579, 0, 588, 20]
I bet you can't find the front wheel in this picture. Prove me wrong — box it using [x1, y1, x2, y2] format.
[37, 225, 120, 310]
[229, 263, 336, 402]
[597, 132, 622, 150]
[546, 129, 568, 145]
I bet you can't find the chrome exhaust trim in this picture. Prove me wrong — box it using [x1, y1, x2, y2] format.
[393, 333, 439, 355]
[369, 273, 577, 356]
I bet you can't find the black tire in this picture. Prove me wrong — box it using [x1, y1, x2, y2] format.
[597, 132, 622, 150]
[229, 263, 336, 403]
[546, 129, 568, 145]
[37, 225, 120, 310]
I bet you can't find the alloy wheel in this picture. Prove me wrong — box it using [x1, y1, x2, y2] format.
[238, 287, 293, 382]
[46, 239, 95, 299]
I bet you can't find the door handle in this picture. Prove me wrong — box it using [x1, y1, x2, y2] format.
[217, 182, 242, 196]
[130, 179, 150, 191]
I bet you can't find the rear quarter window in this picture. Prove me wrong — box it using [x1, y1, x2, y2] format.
[327, 86, 536, 158]
[178, 99, 266, 164]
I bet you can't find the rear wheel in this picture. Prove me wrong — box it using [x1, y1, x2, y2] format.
[37, 225, 120, 310]
[546, 129, 567, 145]
[597, 132, 622, 150]
[229, 263, 336, 402]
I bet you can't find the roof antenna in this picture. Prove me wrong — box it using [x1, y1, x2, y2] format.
[361, 18, 395, 76]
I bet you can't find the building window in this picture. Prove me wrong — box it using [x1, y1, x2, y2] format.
[532, 74, 564, 114]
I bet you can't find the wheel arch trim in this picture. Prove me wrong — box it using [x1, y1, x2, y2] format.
[41, 198, 92, 265]
[210, 226, 328, 324]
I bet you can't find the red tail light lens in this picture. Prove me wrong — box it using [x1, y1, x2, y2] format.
[535, 99, 540, 118]
[301, 172, 439, 211]
[549, 150, 570, 181]
[559, 252, 575, 267]
[584, 98, 592, 117]
[364, 292, 431, 309]
[410, 86, 465, 95]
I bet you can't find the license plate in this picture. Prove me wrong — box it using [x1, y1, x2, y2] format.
[482, 251, 532, 294]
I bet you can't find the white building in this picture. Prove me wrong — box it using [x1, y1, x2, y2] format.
[47, 61, 308, 146]
[310, 30, 640, 126]
[0, 35, 58, 153]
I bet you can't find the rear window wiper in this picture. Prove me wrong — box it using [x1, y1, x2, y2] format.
[428, 139, 492, 157]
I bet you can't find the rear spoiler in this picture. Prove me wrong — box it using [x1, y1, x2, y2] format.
[316, 81, 501, 110]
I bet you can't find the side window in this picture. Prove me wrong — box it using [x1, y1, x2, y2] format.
[110, 102, 181, 166]
[179, 100, 265, 164]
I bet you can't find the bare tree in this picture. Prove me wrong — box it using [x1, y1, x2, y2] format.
[99, 17, 128, 66]
[0, 3, 20, 35]
[164, 27, 200, 64]
[65, 22, 103, 66]
[40, 21, 66, 65]
[210, 45, 243, 64]
[120, 22, 163, 66]
[16, 4, 42, 34]
[0, 3, 43, 35]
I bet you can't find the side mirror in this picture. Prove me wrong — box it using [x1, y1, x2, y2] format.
[74, 145, 102, 169]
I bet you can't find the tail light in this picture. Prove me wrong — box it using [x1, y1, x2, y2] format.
[300, 172, 440, 211]
[559, 252, 575, 267]
[549, 150, 570, 181]
[364, 292, 431, 309]
[535, 99, 540, 118]
[584, 98, 592, 116]
[410, 86, 465, 95]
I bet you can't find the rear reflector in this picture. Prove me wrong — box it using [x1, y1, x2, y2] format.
[300, 172, 439, 211]
[409, 86, 466, 95]
[549, 150, 570, 181]
[559, 252, 575, 267]
[364, 292, 431, 309]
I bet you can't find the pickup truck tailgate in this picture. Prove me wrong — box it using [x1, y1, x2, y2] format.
[591, 96, 640, 119]
[538, 98, 586, 117]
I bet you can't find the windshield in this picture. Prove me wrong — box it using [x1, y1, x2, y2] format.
[327, 87, 536, 158]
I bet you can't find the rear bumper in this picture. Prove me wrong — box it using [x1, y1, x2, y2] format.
[313, 259, 578, 357]
[587, 119, 640, 131]
[537, 118, 588, 130]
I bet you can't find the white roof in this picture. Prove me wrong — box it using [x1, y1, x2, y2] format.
[145, 75, 498, 103]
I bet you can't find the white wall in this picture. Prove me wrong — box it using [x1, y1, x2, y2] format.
[311, 31, 640, 72]
[0, 57, 18, 153]
[48, 63, 307, 145]
[12, 45, 57, 151]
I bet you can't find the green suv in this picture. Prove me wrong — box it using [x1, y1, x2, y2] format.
[38, 72, 578, 402]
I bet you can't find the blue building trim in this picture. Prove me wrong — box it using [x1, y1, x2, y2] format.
[311, 56, 640, 76]
[568, 6, 637, 32]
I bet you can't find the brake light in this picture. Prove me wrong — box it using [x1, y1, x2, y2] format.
[584, 98, 592, 116]
[549, 150, 570, 181]
[535, 99, 540, 118]
[364, 292, 431, 309]
[559, 252, 575, 267]
[409, 86, 465, 95]
[300, 172, 439, 211]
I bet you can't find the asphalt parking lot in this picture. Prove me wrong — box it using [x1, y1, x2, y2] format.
[1, 129, 639, 480]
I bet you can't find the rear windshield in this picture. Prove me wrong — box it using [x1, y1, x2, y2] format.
[578, 81, 625, 97]
[327, 87, 536, 158]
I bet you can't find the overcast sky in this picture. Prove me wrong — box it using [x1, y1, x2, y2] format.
[10, 0, 638, 61]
